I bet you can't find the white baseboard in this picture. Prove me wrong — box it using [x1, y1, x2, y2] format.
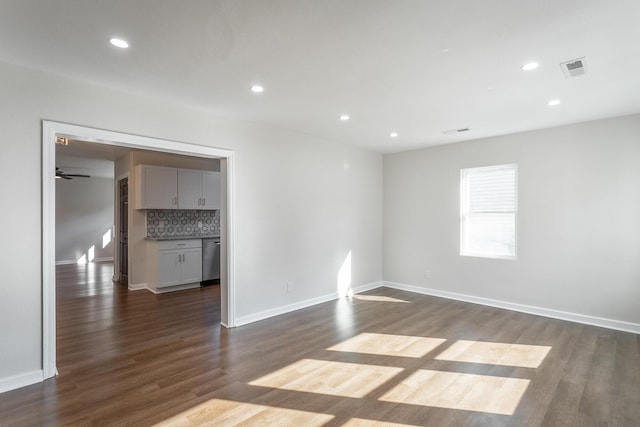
[236, 281, 383, 327]
[150, 283, 201, 294]
[352, 281, 384, 294]
[236, 292, 339, 327]
[128, 282, 148, 291]
[94, 257, 114, 263]
[0, 370, 43, 394]
[383, 281, 640, 335]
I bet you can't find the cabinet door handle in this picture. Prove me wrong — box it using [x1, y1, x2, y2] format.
[203, 198, 206, 206]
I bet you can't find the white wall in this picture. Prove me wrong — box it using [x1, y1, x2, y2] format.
[0, 61, 383, 385]
[56, 177, 114, 264]
[384, 114, 640, 326]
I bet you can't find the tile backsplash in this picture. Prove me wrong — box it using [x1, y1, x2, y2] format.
[146, 209, 220, 239]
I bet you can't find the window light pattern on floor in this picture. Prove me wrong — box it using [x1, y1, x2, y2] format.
[155, 398, 334, 426]
[379, 370, 530, 415]
[341, 419, 422, 427]
[434, 340, 551, 368]
[248, 359, 403, 398]
[156, 296, 553, 424]
[327, 332, 446, 358]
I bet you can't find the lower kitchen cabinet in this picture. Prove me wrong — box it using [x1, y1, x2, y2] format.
[147, 239, 202, 292]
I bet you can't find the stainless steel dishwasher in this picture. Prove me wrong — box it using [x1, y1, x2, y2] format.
[202, 238, 220, 284]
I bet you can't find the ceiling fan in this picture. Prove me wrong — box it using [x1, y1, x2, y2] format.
[55, 167, 91, 180]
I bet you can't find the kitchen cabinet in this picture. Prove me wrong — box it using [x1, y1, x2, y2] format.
[177, 169, 220, 210]
[135, 165, 178, 209]
[201, 171, 221, 210]
[148, 239, 202, 291]
[136, 165, 220, 210]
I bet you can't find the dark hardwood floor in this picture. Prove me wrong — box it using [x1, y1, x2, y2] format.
[0, 263, 639, 426]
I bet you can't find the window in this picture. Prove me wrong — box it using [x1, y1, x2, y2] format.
[461, 164, 517, 259]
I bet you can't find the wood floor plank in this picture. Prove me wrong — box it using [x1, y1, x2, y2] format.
[0, 262, 638, 426]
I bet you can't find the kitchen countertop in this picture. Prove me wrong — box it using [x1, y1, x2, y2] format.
[145, 235, 219, 241]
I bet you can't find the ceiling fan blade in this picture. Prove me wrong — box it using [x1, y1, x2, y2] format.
[64, 174, 91, 178]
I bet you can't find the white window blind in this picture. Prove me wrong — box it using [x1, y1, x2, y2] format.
[461, 164, 517, 259]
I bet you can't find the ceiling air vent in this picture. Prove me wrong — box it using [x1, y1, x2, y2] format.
[560, 57, 587, 78]
[443, 128, 470, 135]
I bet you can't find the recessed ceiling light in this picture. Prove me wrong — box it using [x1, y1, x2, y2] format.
[521, 62, 539, 71]
[547, 99, 561, 106]
[339, 114, 350, 121]
[109, 38, 129, 49]
[390, 132, 398, 138]
[250, 85, 264, 93]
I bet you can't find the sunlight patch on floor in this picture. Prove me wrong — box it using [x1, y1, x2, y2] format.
[342, 418, 422, 426]
[154, 398, 334, 427]
[353, 295, 410, 303]
[249, 359, 403, 398]
[380, 369, 530, 415]
[435, 340, 552, 368]
[328, 333, 446, 358]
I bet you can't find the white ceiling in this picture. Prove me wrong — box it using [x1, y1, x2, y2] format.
[56, 139, 137, 178]
[2, 0, 640, 153]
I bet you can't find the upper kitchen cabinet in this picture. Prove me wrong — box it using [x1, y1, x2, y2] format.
[135, 165, 220, 210]
[178, 169, 220, 210]
[201, 171, 221, 210]
[135, 165, 178, 209]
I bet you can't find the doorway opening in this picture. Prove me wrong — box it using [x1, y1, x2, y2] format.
[43, 120, 236, 380]
[118, 176, 129, 285]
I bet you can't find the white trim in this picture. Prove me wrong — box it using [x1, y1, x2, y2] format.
[225, 154, 236, 327]
[235, 281, 383, 327]
[42, 120, 237, 382]
[42, 122, 56, 380]
[236, 292, 339, 327]
[383, 281, 640, 335]
[127, 282, 148, 291]
[93, 257, 115, 263]
[147, 282, 201, 294]
[0, 370, 43, 394]
[352, 281, 384, 294]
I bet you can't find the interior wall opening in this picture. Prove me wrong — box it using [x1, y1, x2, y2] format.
[43, 120, 236, 379]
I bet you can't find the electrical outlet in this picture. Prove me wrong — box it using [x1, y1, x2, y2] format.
[197, 220, 203, 228]
[286, 281, 294, 293]
[425, 270, 432, 279]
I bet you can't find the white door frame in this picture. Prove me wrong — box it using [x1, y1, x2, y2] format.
[42, 120, 236, 380]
